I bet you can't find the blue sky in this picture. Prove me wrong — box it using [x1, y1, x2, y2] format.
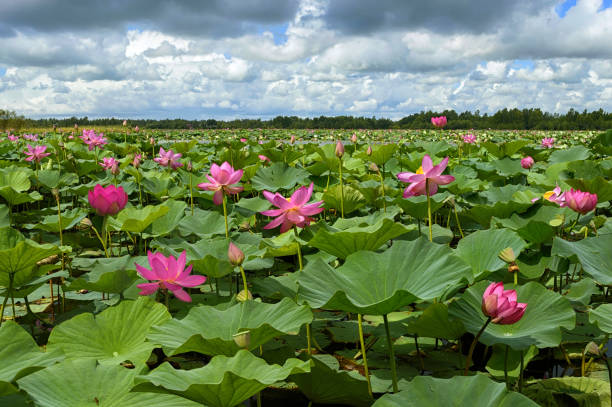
[0, 0, 611, 119]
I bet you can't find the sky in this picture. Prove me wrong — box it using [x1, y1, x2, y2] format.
[1, 0, 612, 120]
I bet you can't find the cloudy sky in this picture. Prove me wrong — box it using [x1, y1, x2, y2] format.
[1, 0, 611, 119]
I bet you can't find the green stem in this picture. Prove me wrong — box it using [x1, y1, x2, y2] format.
[453, 200, 464, 238]
[222, 194, 229, 239]
[339, 157, 344, 218]
[294, 227, 303, 271]
[358, 314, 372, 396]
[518, 350, 524, 393]
[189, 172, 194, 216]
[383, 314, 398, 393]
[306, 323, 312, 356]
[0, 277, 11, 327]
[603, 357, 612, 407]
[378, 169, 386, 213]
[238, 266, 248, 297]
[464, 317, 492, 375]
[504, 345, 509, 389]
[426, 179, 433, 242]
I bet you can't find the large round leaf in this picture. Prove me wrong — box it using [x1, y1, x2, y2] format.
[107, 204, 169, 233]
[298, 238, 472, 315]
[136, 350, 310, 407]
[17, 359, 199, 407]
[449, 281, 575, 350]
[67, 255, 142, 294]
[552, 235, 612, 285]
[523, 377, 610, 407]
[455, 228, 527, 281]
[147, 297, 312, 356]
[251, 162, 310, 192]
[590, 303, 612, 334]
[48, 297, 171, 366]
[372, 375, 538, 407]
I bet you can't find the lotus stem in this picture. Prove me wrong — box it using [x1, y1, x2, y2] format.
[603, 356, 612, 407]
[377, 168, 386, 213]
[358, 314, 372, 396]
[294, 227, 303, 272]
[222, 195, 229, 239]
[518, 350, 524, 393]
[453, 200, 464, 238]
[383, 314, 399, 393]
[514, 271, 518, 287]
[306, 323, 312, 356]
[91, 222, 110, 258]
[415, 335, 424, 372]
[239, 266, 248, 298]
[338, 156, 344, 218]
[426, 179, 433, 242]
[0, 276, 12, 327]
[464, 317, 492, 375]
[189, 171, 194, 216]
[504, 345, 509, 389]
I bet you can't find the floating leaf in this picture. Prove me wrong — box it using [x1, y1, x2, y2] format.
[251, 162, 310, 192]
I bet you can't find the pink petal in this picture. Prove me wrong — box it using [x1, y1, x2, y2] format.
[137, 283, 160, 296]
[421, 155, 434, 173]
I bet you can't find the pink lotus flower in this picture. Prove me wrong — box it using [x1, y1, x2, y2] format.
[24, 144, 51, 162]
[462, 134, 476, 144]
[541, 137, 555, 148]
[531, 186, 565, 205]
[482, 282, 527, 324]
[431, 116, 447, 128]
[81, 130, 107, 151]
[23, 134, 38, 141]
[335, 140, 344, 157]
[149, 137, 155, 145]
[290, 135, 296, 144]
[132, 153, 142, 168]
[564, 188, 597, 214]
[351, 133, 357, 143]
[228, 241, 245, 266]
[198, 162, 243, 205]
[521, 156, 534, 169]
[100, 157, 119, 175]
[88, 184, 128, 216]
[8, 135, 19, 142]
[397, 155, 455, 198]
[134, 126, 140, 132]
[154, 147, 183, 170]
[135, 251, 206, 303]
[258, 154, 270, 163]
[122, 120, 127, 126]
[260, 183, 324, 233]
[240, 138, 247, 142]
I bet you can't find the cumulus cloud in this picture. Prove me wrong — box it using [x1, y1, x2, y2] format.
[0, 0, 611, 118]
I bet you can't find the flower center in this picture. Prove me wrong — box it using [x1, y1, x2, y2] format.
[416, 166, 424, 175]
[543, 191, 555, 200]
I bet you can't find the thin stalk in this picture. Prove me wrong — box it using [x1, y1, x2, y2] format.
[0, 277, 11, 327]
[222, 194, 229, 239]
[306, 323, 312, 356]
[518, 350, 524, 393]
[189, 171, 194, 216]
[338, 157, 344, 218]
[357, 314, 372, 396]
[378, 169, 386, 213]
[464, 317, 492, 375]
[238, 266, 248, 297]
[504, 345, 509, 389]
[414, 335, 424, 372]
[294, 227, 303, 271]
[426, 179, 433, 242]
[453, 201, 464, 238]
[514, 271, 518, 287]
[383, 314, 399, 393]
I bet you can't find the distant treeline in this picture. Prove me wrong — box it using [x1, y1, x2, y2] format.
[4, 108, 612, 131]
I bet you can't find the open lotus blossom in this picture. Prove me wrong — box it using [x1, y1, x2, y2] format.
[462, 134, 476, 144]
[132, 153, 142, 167]
[541, 137, 555, 148]
[136, 251, 205, 302]
[564, 188, 597, 214]
[24, 144, 51, 162]
[198, 162, 243, 205]
[397, 155, 455, 198]
[531, 186, 565, 205]
[23, 134, 38, 141]
[482, 282, 527, 324]
[80, 130, 108, 151]
[154, 147, 183, 170]
[99, 157, 119, 174]
[8, 135, 19, 142]
[88, 184, 128, 216]
[260, 183, 324, 233]
[258, 154, 270, 163]
[431, 116, 448, 128]
[521, 156, 534, 169]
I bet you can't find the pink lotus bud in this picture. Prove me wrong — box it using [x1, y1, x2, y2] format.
[228, 241, 245, 266]
[351, 133, 357, 143]
[88, 184, 128, 216]
[367, 145, 372, 156]
[290, 135, 296, 144]
[134, 126, 140, 132]
[521, 156, 534, 169]
[335, 140, 344, 158]
[564, 189, 597, 214]
[481, 282, 527, 324]
[123, 120, 127, 126]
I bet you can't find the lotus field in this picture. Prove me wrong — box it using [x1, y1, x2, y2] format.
[2, 124, 612, 406]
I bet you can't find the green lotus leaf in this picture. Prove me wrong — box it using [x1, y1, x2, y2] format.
[145, 199, 187, 237]
[66, 255, 142, 294]
[260, 229, 300, 257]
[251, 162, 310, 192]
[291, 354, 373, 407]
[523, 377, 610, 407]
[0, 205, 8, 227]
[0, 321, 63, 396]
[48, 297, 171, 366]
[154, 237, 233, 278]
[147, 297, 312, 356]
[449, 281, 575, 350]
[17, 359, 199, 407]
[27, 207, 88, 233]
[393, 191, 450, 220]
[136, 350, 310, 407]
[402, 303, 465, 340]
[465, 201, 532, 226]
[298, 238, 471, 315]
[549, 146, 590, 164]
[37, 170, 78, 189]
[308, 218, 413, 259]
[141, 173, 172, 198]
[323, 184, 366, 215]
[0, 167, 31, 192]
[0, 188, 42, 206]
[486, 345, 538, 380]
[589, 303, 612, 334]
[490, 157, 525, 176]
[551, 235, 612, 285]
[107, 204, 169, 233]
[177, 207, 230, 238]
[564, 277, 597, 306]
[455, 228, 527, 281]
[356, 143, 397, 166]
[482, 140, 530, 158]
[372, 375, 538, 407]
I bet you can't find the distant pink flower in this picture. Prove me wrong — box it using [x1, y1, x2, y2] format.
[261, 183, 324, 233]
[397, 155, 455, 198]
[154, 147, 183, 170]
[197, 162, 243, 205]
[431, 116, 447, 128]
[132, 153, 142, 168]
[541, 137, 555, 148]
[88, 184, 128, 216]
[24, 144, 51, 162]
[521, 156, 534, 169]
[462, 134, 476, 144]
[531, 186, 565, 205]
[134, 126, 140, 132]
[23, 134, 38, 141]
[8, 135, 19, 142]
[149, 137, 155, 145]
[100, 157, 119, 175]
[290, 135, 296, 144]
[482, 282, 527, 324]
[136, 251, 206, 303]
[240, 138, 247, 142]
[564, 189, 597, 214]
[81, 130, 107, 151]
[122, 120, 127, 126]
[351, 133, 357, 143]
[258, 154, 270, 163]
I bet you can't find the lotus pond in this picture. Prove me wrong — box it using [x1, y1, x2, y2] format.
[1, 127, 612, 406]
